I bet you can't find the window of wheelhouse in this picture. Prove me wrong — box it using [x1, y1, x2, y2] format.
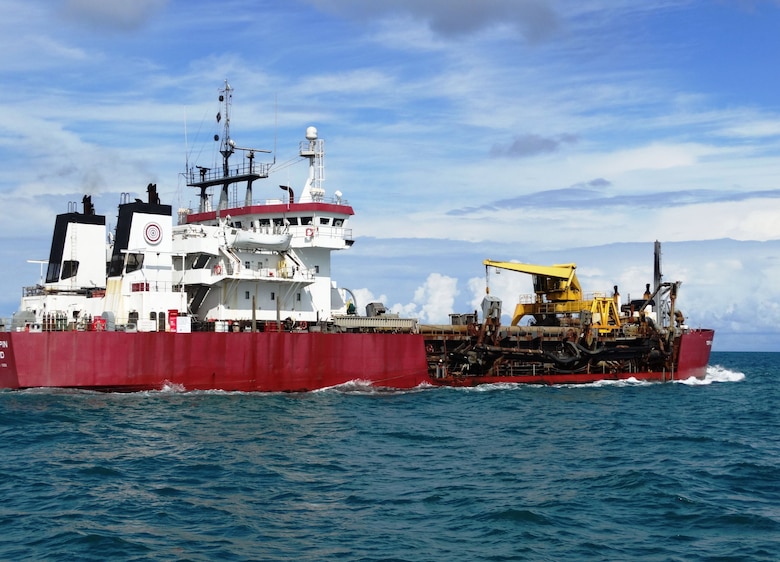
[45, 263, 58, 283]
[46, 262, 77, 282]
[301, 216, 313, 225]
[319, 217, 331, 226]
[192, 254, 209, 269]
[125, 253, 144, 273]
[60, 260, 79, 280]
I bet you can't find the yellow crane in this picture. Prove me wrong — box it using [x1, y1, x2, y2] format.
[483, 259, 621, 332]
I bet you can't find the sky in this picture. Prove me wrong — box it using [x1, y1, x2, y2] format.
[1, 0, 779, 351]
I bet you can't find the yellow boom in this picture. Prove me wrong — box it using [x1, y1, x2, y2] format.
[483, 259, 621, 331]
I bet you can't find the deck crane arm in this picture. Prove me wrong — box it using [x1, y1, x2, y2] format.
[483, 260, 583, 302]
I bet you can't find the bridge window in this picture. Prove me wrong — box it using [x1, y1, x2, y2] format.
[192, 254, 209, 269]
[46, 262, 61, 284]
[125, 253, 144, 274]
[301, 216, 313, 225]
[319, 217, 331, 226]
[61, 260, 79, 280]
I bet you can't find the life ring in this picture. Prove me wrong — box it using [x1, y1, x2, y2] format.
[298, 320, 308, 330]
[305, 227, 314, 237]
[213, 264, 222, 275]
[425, 345, 434, 353]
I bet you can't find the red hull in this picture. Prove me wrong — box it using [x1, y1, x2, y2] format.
[674, 328, 714, 380]
[0, 329, 713, 392]
[0, 332, 429, 392]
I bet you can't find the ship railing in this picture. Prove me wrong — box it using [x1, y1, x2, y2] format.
[22, 285, 108, 298]
[176, 194, 352, 223]
[23, 285, 46, 297]
[316, 226, 353, 239]
[304, 226, 353, 244]
[242, 194, 350, 207]
[221, 261, 315, 281]
[185, 162, 273, 186]
[518, 291, 610, 304]
[531, 301, 586, 315]
[254, 266, 315, 281]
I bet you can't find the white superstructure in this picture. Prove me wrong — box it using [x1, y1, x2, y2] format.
[14, 82, 358, 333]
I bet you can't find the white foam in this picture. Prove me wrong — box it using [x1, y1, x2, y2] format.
[585, 377, 653, 388]
[675, 364, 746, 386]
[160, 381, 187, 393]
[313, 379, 427, 395]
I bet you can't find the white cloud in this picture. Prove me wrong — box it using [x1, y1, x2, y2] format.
[720, 119, 780, 138]
[297, 70, 396, 95]
[416, 272, 459, 323]
[347, 288, 385, 315]
[595, 143, 710, 174]
[386, 272, 458, 323]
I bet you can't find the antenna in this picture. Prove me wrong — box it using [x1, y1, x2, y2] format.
[273, 93, 278, 165]
[183, 105, 189, 176]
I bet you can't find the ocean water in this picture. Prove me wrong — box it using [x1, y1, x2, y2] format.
[0, 351, 777, 561]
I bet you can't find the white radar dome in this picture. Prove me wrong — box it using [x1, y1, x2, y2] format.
[305, 126, 318, 140]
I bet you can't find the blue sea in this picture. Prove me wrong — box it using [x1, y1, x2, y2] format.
[0, 351, 777, 561]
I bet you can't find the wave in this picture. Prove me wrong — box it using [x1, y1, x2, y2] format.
[313, 379, 429, 395]
[676, 364, 746, 386]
